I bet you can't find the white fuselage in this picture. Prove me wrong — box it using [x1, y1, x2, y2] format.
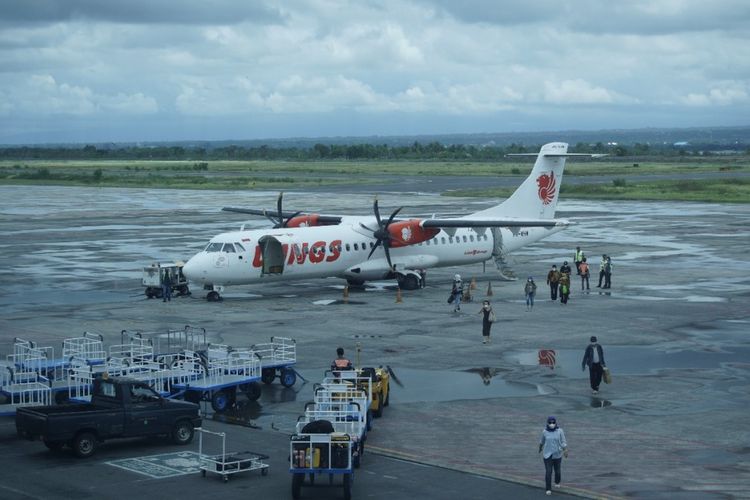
[182, 218, 560, 287]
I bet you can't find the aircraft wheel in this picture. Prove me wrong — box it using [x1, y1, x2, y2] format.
[207, 291, 220, 302]
[399, 274, 420, 290]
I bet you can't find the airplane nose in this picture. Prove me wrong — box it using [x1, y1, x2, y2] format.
[182, 258, 198, 281]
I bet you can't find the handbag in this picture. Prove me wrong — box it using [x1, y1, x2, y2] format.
[447, 294, 454, 304]
[489, 311, 496, 323]
[603, 367, 612, 384]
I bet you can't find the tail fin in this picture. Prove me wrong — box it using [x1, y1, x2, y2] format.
[472, 142, 571, 219]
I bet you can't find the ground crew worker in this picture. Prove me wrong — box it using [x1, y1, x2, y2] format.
[161, 268, 172, 302]
[574, 246, 585, 275]
[450, 274, 464, 312]
[597, 254, 607, 288]
[546, 264, 560, 300]
[579, 258, 590, 291]
[604, 256, 613, 289]
[331, 347, 353, 375]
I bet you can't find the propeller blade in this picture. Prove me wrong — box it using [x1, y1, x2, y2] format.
[383, 243, 394, 270]
[386, 365, 403, 387]
[274, 192, 284, 228]
[386, 207, 403, 226]
[367, 239, 382, 260]
[373, 197, 382, 226]
[359, 222, 376, 233]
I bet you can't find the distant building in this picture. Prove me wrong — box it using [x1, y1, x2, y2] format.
[673, 141, 690, 147]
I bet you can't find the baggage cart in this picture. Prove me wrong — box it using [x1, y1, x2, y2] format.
[289, 432, 353, 500]
[197, 427, 269, 482]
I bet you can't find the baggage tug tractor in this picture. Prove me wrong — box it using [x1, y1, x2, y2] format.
[142, 262, 190, 299]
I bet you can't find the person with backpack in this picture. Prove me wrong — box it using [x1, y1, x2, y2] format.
[524, 277, 537, 311]
[579, 258, 590, 291]
[559, 272, 570, 304]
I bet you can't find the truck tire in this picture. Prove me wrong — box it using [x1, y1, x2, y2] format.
[172, 420, 194, 445]
[71, 431, 97, 458]
[291, 473, 304, 499]
[280, 368, 297, 388]
[261, 368, 275, 385]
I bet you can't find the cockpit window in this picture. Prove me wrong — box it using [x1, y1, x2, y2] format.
[235, 242, 245, 252]
[205, 242, 223, 252]
[222, 243, 236, 253]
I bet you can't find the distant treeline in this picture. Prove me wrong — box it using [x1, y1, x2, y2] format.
[0, 141, 747, 161]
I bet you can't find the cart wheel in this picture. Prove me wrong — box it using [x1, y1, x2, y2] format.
[343, 473, 352, 500]
[201, 470, 206, 477]
[211, 390, 231, 412]
[291, 473, 304, 500]
[207, 291, 220, 302]
[223, 475, 228, 483]
[261, 467, 268, 476]
[241, 381, 262, 401]
[280, 368, 297, 388]
[261, 368, 276, 385]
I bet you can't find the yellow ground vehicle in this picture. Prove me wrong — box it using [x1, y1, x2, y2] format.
[357, 366, 389, 418]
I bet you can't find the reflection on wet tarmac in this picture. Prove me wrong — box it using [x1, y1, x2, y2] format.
[507, 344, 750, 378]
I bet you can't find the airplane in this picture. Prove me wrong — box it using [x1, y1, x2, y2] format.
[182, 142, 602, 301]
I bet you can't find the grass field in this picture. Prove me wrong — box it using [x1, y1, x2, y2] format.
[1, 158, 749, 202]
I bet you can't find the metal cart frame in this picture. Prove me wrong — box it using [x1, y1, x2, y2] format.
[197, 427, 269, 482]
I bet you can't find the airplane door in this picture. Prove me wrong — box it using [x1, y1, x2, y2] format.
[258, 236, 285, 275]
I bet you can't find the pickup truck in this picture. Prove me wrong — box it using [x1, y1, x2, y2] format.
[15, 376, 201, 458]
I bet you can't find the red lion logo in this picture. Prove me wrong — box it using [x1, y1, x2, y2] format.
[536, 172, 557, 205]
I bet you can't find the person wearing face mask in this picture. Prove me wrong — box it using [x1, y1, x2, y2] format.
[582, 336, 606, 394]
[478, 300, 496, 344]
[524, 276, 537, 311]
[538, 416, 569, 495]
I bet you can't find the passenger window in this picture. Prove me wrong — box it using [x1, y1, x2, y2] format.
[470, 235, 474, 242]
[463, 236, 467, 242]
[346, 244, 351, 251]
[222, 243, 236, 253]
[441, 237, 446, 244]
[353, 243, 359, 250]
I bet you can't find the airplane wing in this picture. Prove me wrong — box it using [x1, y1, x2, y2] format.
[421, 218, 571, 228]
[222, 206, 343, 225]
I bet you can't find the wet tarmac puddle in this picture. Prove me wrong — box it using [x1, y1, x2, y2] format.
[505, 345, 750, 378]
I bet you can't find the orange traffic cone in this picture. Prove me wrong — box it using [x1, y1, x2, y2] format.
[396, 287, 403, 303]
[486, 281, 493, 296]
[470, 277, 477, 290]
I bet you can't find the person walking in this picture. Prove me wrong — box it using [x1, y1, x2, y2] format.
[161, 268, 172, 302]
[546, 264, 560, 301]
[524, 277, 537, 311]
[451, 274, 464, 312]
[579, 258, 590, 291]
[574, 246, 585, 275]
[597, 254, 607, 288]
[538, 416, 568, 495]
[331, 347, 353, 375]
[581, 336, 606, 394]
[559, 272, 570, 304]
[603, 256, 613, 289]
[560, 261, 572, 276]
[478, 300, 496, 344]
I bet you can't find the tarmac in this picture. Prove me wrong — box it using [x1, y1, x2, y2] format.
[1, 185, 749, 499]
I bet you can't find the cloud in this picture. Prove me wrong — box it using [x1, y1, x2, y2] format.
[543, 79, 623, 105]
[681, 83, 749, 106]
[9, 75, 158, 115]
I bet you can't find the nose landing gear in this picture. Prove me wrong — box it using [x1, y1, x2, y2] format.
[204, 285, 224, 302]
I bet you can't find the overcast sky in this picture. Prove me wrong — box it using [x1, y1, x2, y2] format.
[1, 0, 749, 144]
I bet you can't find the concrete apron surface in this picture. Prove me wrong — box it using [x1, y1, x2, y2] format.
[1, 186, 749, 499]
